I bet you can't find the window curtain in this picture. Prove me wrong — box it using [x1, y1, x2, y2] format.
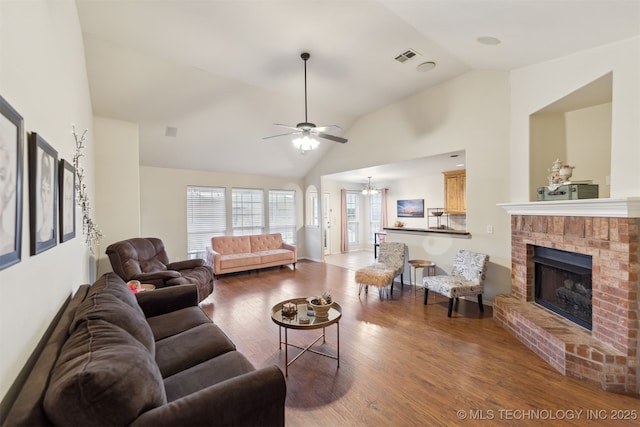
[340, 189, 349, 252]
[381, 188, 389, 229]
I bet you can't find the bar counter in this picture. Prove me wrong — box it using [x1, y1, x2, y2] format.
[383, 226, 471, 237]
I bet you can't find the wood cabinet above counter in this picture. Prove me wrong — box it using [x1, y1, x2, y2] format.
[443, 169, 466, 214]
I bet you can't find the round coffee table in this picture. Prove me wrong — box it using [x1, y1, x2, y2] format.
[271, 297, 342, 376]
[408, 259, 436, 296]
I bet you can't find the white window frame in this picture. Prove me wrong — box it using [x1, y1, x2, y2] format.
[346, 191, 360, 245]
[232, 188, 265, 236]
[369, 192, 382, 243]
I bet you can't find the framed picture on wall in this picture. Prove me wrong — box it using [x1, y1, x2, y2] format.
[29, 132, 58, 255]
[0, 95, 24, 270]
[59, 159, 76, 243]
[397, 199, 424, 218]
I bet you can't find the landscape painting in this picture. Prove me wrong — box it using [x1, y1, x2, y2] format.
[397, 199, 424, 218]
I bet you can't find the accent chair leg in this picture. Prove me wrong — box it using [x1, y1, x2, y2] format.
[423, 289, 429, 305]
[477, 294, 484, 312]
[447, 298, 454, 317]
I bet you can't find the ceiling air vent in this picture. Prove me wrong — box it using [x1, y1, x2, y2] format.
[394, 49, 420, 63]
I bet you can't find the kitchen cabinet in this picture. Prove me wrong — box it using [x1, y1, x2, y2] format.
[443, 169, 466, 214]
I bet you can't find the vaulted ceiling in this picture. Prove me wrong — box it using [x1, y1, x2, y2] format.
[77, 0, 640, 179]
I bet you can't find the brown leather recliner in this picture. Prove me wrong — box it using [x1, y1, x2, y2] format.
[106, 237, 214, 302]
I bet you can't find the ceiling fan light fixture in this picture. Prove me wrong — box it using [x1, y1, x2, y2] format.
[263, 52, 348, 147]
[362, 176, 379, 195]
[292, 134, 319, 154]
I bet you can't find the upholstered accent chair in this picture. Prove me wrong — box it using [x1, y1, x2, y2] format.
[423, 249, 489, 317]
[106, 237, 214, 302]
[355, 242, 406, 299]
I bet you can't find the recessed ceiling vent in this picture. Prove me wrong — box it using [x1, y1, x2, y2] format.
[394, 49, 420, 63]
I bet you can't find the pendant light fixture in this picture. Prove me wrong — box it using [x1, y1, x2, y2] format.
[362, 177, 379, 195]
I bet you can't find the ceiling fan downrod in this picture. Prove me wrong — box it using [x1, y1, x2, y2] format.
[301, 52, 311, 127]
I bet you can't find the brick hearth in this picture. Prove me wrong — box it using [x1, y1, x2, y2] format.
[493, 212, 639, 396]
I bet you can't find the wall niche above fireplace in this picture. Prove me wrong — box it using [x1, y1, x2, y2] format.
[528, 72, 612, 200]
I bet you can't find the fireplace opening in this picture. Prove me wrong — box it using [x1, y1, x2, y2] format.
[532, 246, 593, 330]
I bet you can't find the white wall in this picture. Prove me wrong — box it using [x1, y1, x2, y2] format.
[510, 37, 640, 200]
[94, 116, 141, 277]
[308, 70, 513, 304]
[529, 113, 567, 199]
[565, 103, 612, 197]
[138, 166, 305, 262]
[0, 0, 94, 408]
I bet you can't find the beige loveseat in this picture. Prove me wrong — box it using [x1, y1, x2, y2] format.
[206, 233, 296, 277]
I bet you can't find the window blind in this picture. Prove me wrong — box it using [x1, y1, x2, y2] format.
[269, 190, 296, 244]
[186, 186, 226, 259]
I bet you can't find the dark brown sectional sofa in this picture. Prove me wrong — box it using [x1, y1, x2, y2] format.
[3, 273, 286, 426]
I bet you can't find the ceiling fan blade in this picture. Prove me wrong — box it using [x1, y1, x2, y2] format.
[272, 123, 302, 131]
[262, 131, 299, 140]
[313, 125, 342, 133]
[317, 133, 348, 144]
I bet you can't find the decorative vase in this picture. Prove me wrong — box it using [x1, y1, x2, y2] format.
[559, 165, 574, 182]
[307, 297, 333, 318]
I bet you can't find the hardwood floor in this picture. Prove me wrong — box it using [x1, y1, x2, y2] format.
[200, 259, 638, 426]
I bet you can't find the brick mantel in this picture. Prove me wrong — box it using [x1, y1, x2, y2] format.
[495, 199, 639, 396]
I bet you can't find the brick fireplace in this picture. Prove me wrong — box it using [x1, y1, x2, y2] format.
[495, 199, 639, 396]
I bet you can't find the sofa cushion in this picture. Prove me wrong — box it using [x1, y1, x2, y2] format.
[106, 237, 171, 278]
[146, 306, 213, 341]
[212, 235, 252, 255]
[44, 319, 166, 427]
[140, 257, 168, 273]
[70, 292, 155, 353]
[249, 233, 283, 252]
[166, 265, 214, 301]
[220, 253, 261, 270]
[155, 323, 236, 378]
[163, 351, 255, 402]
[87, 272, 142, 313]
[253, 249, 294, 264]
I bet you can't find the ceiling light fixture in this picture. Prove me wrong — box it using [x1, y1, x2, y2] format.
[165, 126, 178, 137]
[362, 176, 379, 196]
[416, 61, 436, 72]
[477, 36, 501, 46]
[292, 133, 319, 154]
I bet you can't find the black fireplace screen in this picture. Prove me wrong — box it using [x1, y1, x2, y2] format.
[533, 246, 593, 330]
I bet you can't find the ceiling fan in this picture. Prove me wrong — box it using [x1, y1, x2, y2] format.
[263, 52, 348, 153]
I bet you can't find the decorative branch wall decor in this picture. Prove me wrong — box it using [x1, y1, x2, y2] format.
[72, 125, 102, 253]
